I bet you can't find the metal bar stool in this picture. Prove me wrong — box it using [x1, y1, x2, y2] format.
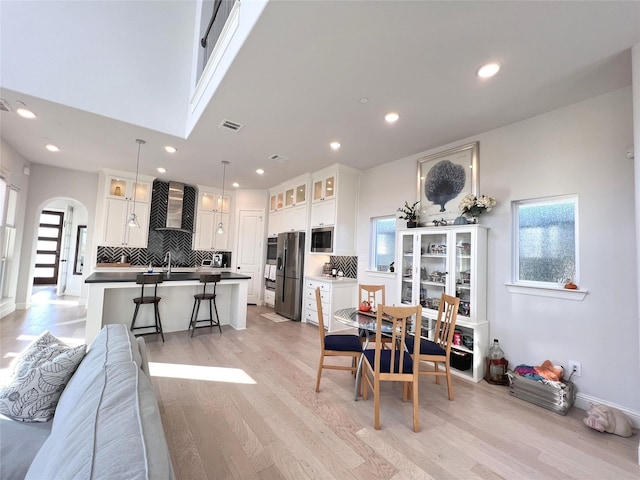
[130, 273, 165, 342]
[188, 273, 222, 337]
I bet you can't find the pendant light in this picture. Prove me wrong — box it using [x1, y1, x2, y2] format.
[217, 161, 229, 234]
[127, 139, 145, 228]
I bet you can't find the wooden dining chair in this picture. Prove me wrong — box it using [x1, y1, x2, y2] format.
[358, 284, 385, 309]
[358, 284, 391, 348]
[315, 288, 363, 392]
[405, 292, 460, 400]
[361, 304, 422, 432]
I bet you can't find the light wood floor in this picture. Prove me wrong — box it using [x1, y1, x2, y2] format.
[1, 297, 638, 479]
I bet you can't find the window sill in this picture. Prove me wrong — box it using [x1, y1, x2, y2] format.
[366, 270, 396, 278]
[505, 283, 588, 301]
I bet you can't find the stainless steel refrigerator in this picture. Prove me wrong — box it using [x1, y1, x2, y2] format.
[275, 231, 305, 321]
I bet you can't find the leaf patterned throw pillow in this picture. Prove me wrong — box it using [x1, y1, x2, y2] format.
[0, 331, 86, 422]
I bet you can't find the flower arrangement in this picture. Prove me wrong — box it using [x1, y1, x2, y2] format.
[397, 200, 420, 222]
[459, 193, 497, 219]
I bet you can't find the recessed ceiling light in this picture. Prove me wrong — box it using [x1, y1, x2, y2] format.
[359, 97, 369, 104]
[16, 108, 36, 119]
[477, 61, 501, 79]
[232, 182, 240, 188]
[330, 141, 341, 150]
[256, 168, 264, 175]
[164, 146, 177, 153]
[385, 112, 399, 123]
[157, 167, 167, 173]
[45, 144, 59, 152]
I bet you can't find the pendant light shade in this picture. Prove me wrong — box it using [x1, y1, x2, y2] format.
[217, 161, 229, 234]
[127, 139, 145, 228]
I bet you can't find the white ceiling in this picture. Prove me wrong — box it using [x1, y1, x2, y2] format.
[1, 1, 639, 191]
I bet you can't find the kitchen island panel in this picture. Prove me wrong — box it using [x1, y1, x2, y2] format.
[85, 273, 248, 343]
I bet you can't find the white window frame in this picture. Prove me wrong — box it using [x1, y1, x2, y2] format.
[506, 194, 587, 300]
[369, 215, 396, 273]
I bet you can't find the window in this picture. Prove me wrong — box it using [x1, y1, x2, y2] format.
[513, 195, 578, 286]
[370, 216, 396, 272]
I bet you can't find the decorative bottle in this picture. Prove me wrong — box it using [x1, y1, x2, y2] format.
[488, 339, 508, 384]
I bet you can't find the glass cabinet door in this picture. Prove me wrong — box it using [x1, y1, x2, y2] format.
[419, 231, 448, 315]
[454, 230, 473, 318]
[295, 184, 306, 204]
[285, 188, 294, 207]
[400, 233, 415, 305]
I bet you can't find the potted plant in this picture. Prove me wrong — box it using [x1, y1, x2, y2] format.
[398, 200, 420, 228]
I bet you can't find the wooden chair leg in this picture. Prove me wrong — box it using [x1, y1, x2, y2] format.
[445, 362, 454, 400]
[373, 378, 381, 430]
[412, 377, 420, 432]
[434, 361, 441, 384]
[315, 352, 325, 392]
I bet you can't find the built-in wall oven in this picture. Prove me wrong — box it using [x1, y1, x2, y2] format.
[265, 236, 277, 291]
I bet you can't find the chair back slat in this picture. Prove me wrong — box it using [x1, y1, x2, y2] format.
[200, 273, 221, 295]
[376, 304, 422, 374]
[136, 273, 163, 298]
[433, 293, 460, 352]
[358, 284, 385, 309]
[315, 288, 326, 349]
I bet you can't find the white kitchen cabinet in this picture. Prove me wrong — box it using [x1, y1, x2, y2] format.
[100, 172, 151, 248]
[310, 199, 335, 227]
[303, 277, 356, 332]
[309, 165, 359, 255]
[106, 175, 150, 203]
[312, 174, 335, 202]
[268, 175, 310, 235]
[195, 186, 232, 250]
[397, 225, 488, 382]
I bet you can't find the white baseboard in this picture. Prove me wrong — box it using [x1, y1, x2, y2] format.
[0, 302, 16, 319]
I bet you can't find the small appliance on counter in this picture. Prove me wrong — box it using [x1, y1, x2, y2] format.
[212, 254, 223, 268]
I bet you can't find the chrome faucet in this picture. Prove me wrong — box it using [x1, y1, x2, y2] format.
[164, 251, 172, 275]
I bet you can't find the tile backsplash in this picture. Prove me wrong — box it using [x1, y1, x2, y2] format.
[328, 256, 358, 278]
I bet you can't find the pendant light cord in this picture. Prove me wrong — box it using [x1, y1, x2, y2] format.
[132, 140, 143, 215]
[219, 161, 229, 233]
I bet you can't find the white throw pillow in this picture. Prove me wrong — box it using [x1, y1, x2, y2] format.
[0, 331, 86, 422]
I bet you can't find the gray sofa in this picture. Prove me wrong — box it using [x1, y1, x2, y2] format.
[0, 324, 174, 479]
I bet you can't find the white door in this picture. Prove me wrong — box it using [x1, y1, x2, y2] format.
[57, 205, 74, 296]
[235, 209, 264, 305]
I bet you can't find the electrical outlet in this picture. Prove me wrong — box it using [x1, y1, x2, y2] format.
[568, 360, 581, 377]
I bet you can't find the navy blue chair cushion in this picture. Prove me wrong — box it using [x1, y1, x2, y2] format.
[405, 335, 446, 356]
[363, 349, 414, 374]
[325, 334, 362, 352]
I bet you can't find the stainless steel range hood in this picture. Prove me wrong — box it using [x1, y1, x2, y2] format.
[154, 181, 193, 233]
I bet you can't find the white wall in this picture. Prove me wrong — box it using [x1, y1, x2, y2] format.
[357, 87, 638, 414]
[0, 140, 31, 316]
[16, 164, 98, 308]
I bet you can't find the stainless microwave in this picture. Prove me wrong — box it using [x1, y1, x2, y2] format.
[310, 226, 334, 253]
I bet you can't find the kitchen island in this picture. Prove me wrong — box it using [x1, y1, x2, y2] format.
[84, 271, 250, 343]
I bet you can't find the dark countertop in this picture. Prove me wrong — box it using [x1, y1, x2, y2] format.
[85, 271, 250, 284]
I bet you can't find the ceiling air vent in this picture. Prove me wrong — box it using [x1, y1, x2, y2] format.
[218, 119, 243, 133]
[269, 154, 289, 163]
[0, 98, 12, 112]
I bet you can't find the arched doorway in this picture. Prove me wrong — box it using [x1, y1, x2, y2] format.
[30, 198, 89, 304]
